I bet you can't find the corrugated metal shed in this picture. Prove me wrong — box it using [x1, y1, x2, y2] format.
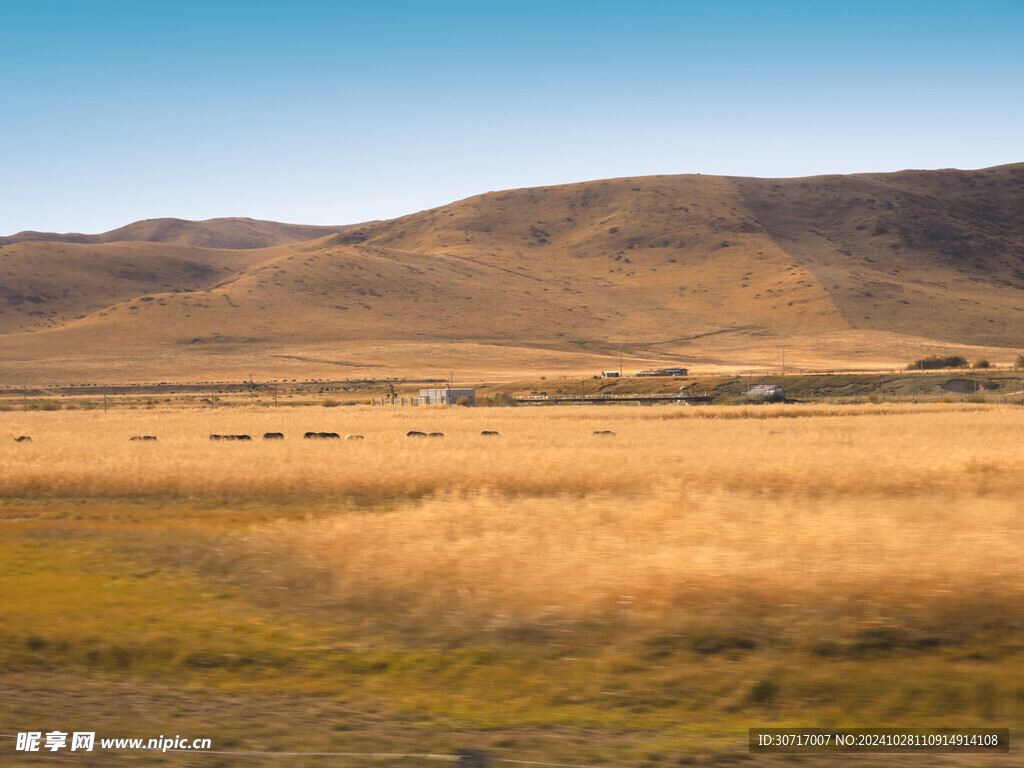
[418, 388, 476, 405]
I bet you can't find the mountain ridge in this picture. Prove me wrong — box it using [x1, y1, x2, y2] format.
[0, 164, 1021, 383]
[0, 217, 359, 250]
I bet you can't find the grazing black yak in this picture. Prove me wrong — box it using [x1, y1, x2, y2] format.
[263, 432, 284, 440]
[480, 430, 500, 436]
[406, 431, 427, 437]
[129, 435, 158, 441]
[13, 435, 32, 443]
[304, 432, 339, 439]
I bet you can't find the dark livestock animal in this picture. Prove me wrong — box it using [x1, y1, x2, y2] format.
[129, 435, 158, 441]
[263, 432, 284, 440]
[593, 430, 616, 436]
[209, 434, 252, 441]
[13, 435, 32, 443]
[406, 431, 427, 437]
[304, 432, 340, 439]
[480, 430, 500, 436]
[428, 432, 445, 438]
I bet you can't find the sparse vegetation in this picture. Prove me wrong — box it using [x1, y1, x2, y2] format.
[485, 392, 519, 407]
[972, 359, 990, 369]
[26, 400, 61, 411]
[907, 354, 968, 370]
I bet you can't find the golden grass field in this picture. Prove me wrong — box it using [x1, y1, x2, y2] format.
[2, 403, 1023, 766]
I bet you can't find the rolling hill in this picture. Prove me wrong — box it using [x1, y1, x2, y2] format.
[0, 165, 1021, 383]
[0, 217, 351, 250]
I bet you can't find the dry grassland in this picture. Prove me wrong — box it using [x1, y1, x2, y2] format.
[4, 403, 1022, 627]
[2, 403, 1023, 765]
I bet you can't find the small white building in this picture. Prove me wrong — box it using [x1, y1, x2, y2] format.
[418, 388, 476, 405]
[601, 371, 620, 378]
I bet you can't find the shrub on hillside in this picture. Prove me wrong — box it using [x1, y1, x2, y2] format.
[487, 393, 518, 407]
[906, 355, 968, 370]
[972, 359, 990, 369]
[27, 401, 61, 411]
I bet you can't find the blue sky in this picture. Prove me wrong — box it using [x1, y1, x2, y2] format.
[1, 0, 1021, 234]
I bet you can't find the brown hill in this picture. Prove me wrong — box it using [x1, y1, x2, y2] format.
[0, 241, 278, 333]
[0, 165, 1021, 383]
[0, 217, 353, 250]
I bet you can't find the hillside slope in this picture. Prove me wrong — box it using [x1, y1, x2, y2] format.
[0, 165, 1021, 382]
[0, 241, 280, 333]
[731, 163, 1024, 347]
[30, 175, 847, 348]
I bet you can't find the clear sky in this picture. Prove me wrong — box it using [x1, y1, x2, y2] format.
[1, 0, 1021, 234]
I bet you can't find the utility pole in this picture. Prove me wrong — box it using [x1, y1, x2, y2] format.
[917, 344, 923, 400]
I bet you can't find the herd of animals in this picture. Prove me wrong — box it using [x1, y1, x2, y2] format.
[10, 429, 619, 443]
